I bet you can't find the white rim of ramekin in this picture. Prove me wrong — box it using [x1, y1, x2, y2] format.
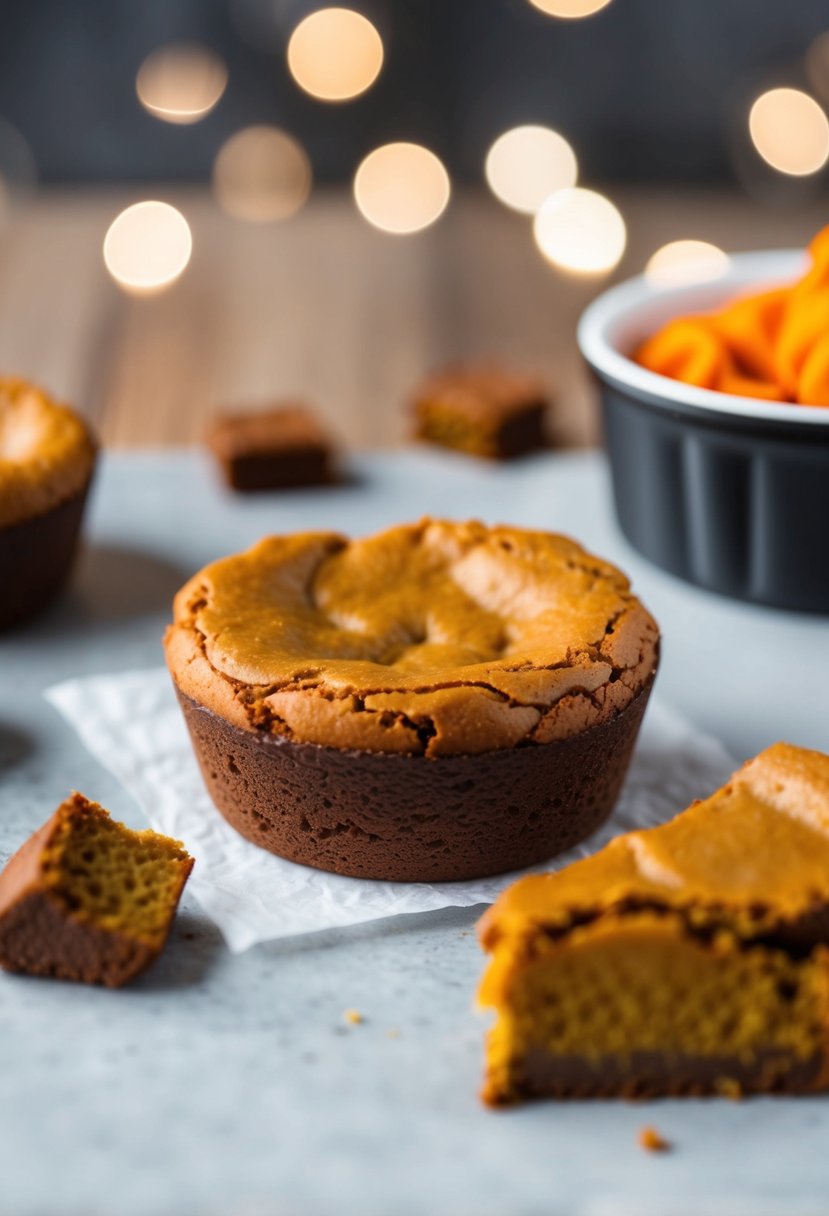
[578, 248, 829, 427]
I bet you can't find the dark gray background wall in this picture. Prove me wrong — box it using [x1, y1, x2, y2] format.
[1, 0, 828, 184]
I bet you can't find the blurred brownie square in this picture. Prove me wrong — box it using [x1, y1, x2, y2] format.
[412, 363, 550, 459]
[206, 405, 335, 491]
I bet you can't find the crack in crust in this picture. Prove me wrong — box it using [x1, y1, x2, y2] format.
[164, 519, 659, 756]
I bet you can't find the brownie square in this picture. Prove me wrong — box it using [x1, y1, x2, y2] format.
[206, 405, 335, 491]
[412, 363, 550, 460]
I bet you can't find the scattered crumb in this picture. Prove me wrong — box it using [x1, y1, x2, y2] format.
[638, 1126, 671, 1154]
[343, 1008, 364, 1025]
[385, 1029, 400, 1039]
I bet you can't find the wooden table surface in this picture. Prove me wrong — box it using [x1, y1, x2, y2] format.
[0, 185, 825, 450]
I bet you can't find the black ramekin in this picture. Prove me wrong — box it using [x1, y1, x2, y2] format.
[578, 250, 829, 613]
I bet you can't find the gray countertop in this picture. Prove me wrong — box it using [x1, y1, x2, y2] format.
[2, 449, 828, 1216]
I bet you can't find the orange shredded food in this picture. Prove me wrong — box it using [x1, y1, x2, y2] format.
[635, 227, 829, 406]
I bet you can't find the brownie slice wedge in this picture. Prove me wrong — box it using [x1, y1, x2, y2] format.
[0, 793, 193, 987]
[478, 743, 829, 1102]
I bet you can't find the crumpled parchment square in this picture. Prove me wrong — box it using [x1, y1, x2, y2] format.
[45, 669, 734, 952]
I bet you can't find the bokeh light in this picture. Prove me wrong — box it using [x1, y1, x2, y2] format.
[528, 0, 613, 18]
[287, 8, 383, 102]
[353, 142, 450, 234]
[213, 126, 312, 221]
[136, 44, 227, 124]
[485, 125, 577, 214]
[103, 201, 193, 294]
[748, 88, 829, 176]
[645, 239, 730, 286]
[533, 187, 626, 274]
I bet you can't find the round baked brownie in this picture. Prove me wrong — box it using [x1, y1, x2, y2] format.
[0, 378, 97, 630]
[165, 519, 659, 881]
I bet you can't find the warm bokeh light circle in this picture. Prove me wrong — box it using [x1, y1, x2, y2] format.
[103, 201, 193, 294]
[645, 239, 730, 286]
[533, 187, 626, 274]
[353, 142, 450, 234]
[485, 125, 577, 214]
[213, 126, 312, 222]
[136, 44, 228, 124]
[528, 0, 613, 18]
[748, 88, 829, 176]
[287, 8, 384, 102]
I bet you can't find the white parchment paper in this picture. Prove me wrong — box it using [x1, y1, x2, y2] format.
[45, 669, 734, 952]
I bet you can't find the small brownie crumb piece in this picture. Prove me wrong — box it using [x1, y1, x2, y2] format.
[206, 404, 335, 491]
[638, 1126, 671, 1153]
[0, 793, 193, 987]
[412, 362, 551, 460]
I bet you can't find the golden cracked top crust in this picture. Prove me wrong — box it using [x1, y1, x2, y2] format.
[0, 378, 96, 528]
[165, 518, 659, 757]
[479, 742, 829, 950]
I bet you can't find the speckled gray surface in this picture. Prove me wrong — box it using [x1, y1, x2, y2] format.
[2, 450, 829, 1216]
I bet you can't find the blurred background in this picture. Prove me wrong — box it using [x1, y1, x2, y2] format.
[1, 0, 828, 447]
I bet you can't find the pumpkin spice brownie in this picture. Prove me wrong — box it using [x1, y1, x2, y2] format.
[478, 743, 829, 1103]
[206, 404, 335, 491]
[412, 363, 551, 459]
[0, 793, 193, 988]
[164, 518, 658, 881]
[0, 377, 96, 629]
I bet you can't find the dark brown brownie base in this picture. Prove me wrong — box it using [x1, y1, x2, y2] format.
[487, 1046, 828, 1103]
[0, 478, 92, 631]
[175, 677, 653, 882]
[221, 450, 333, 492]
[491, 403, 547, 459]
[0, 889, 157, 988]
